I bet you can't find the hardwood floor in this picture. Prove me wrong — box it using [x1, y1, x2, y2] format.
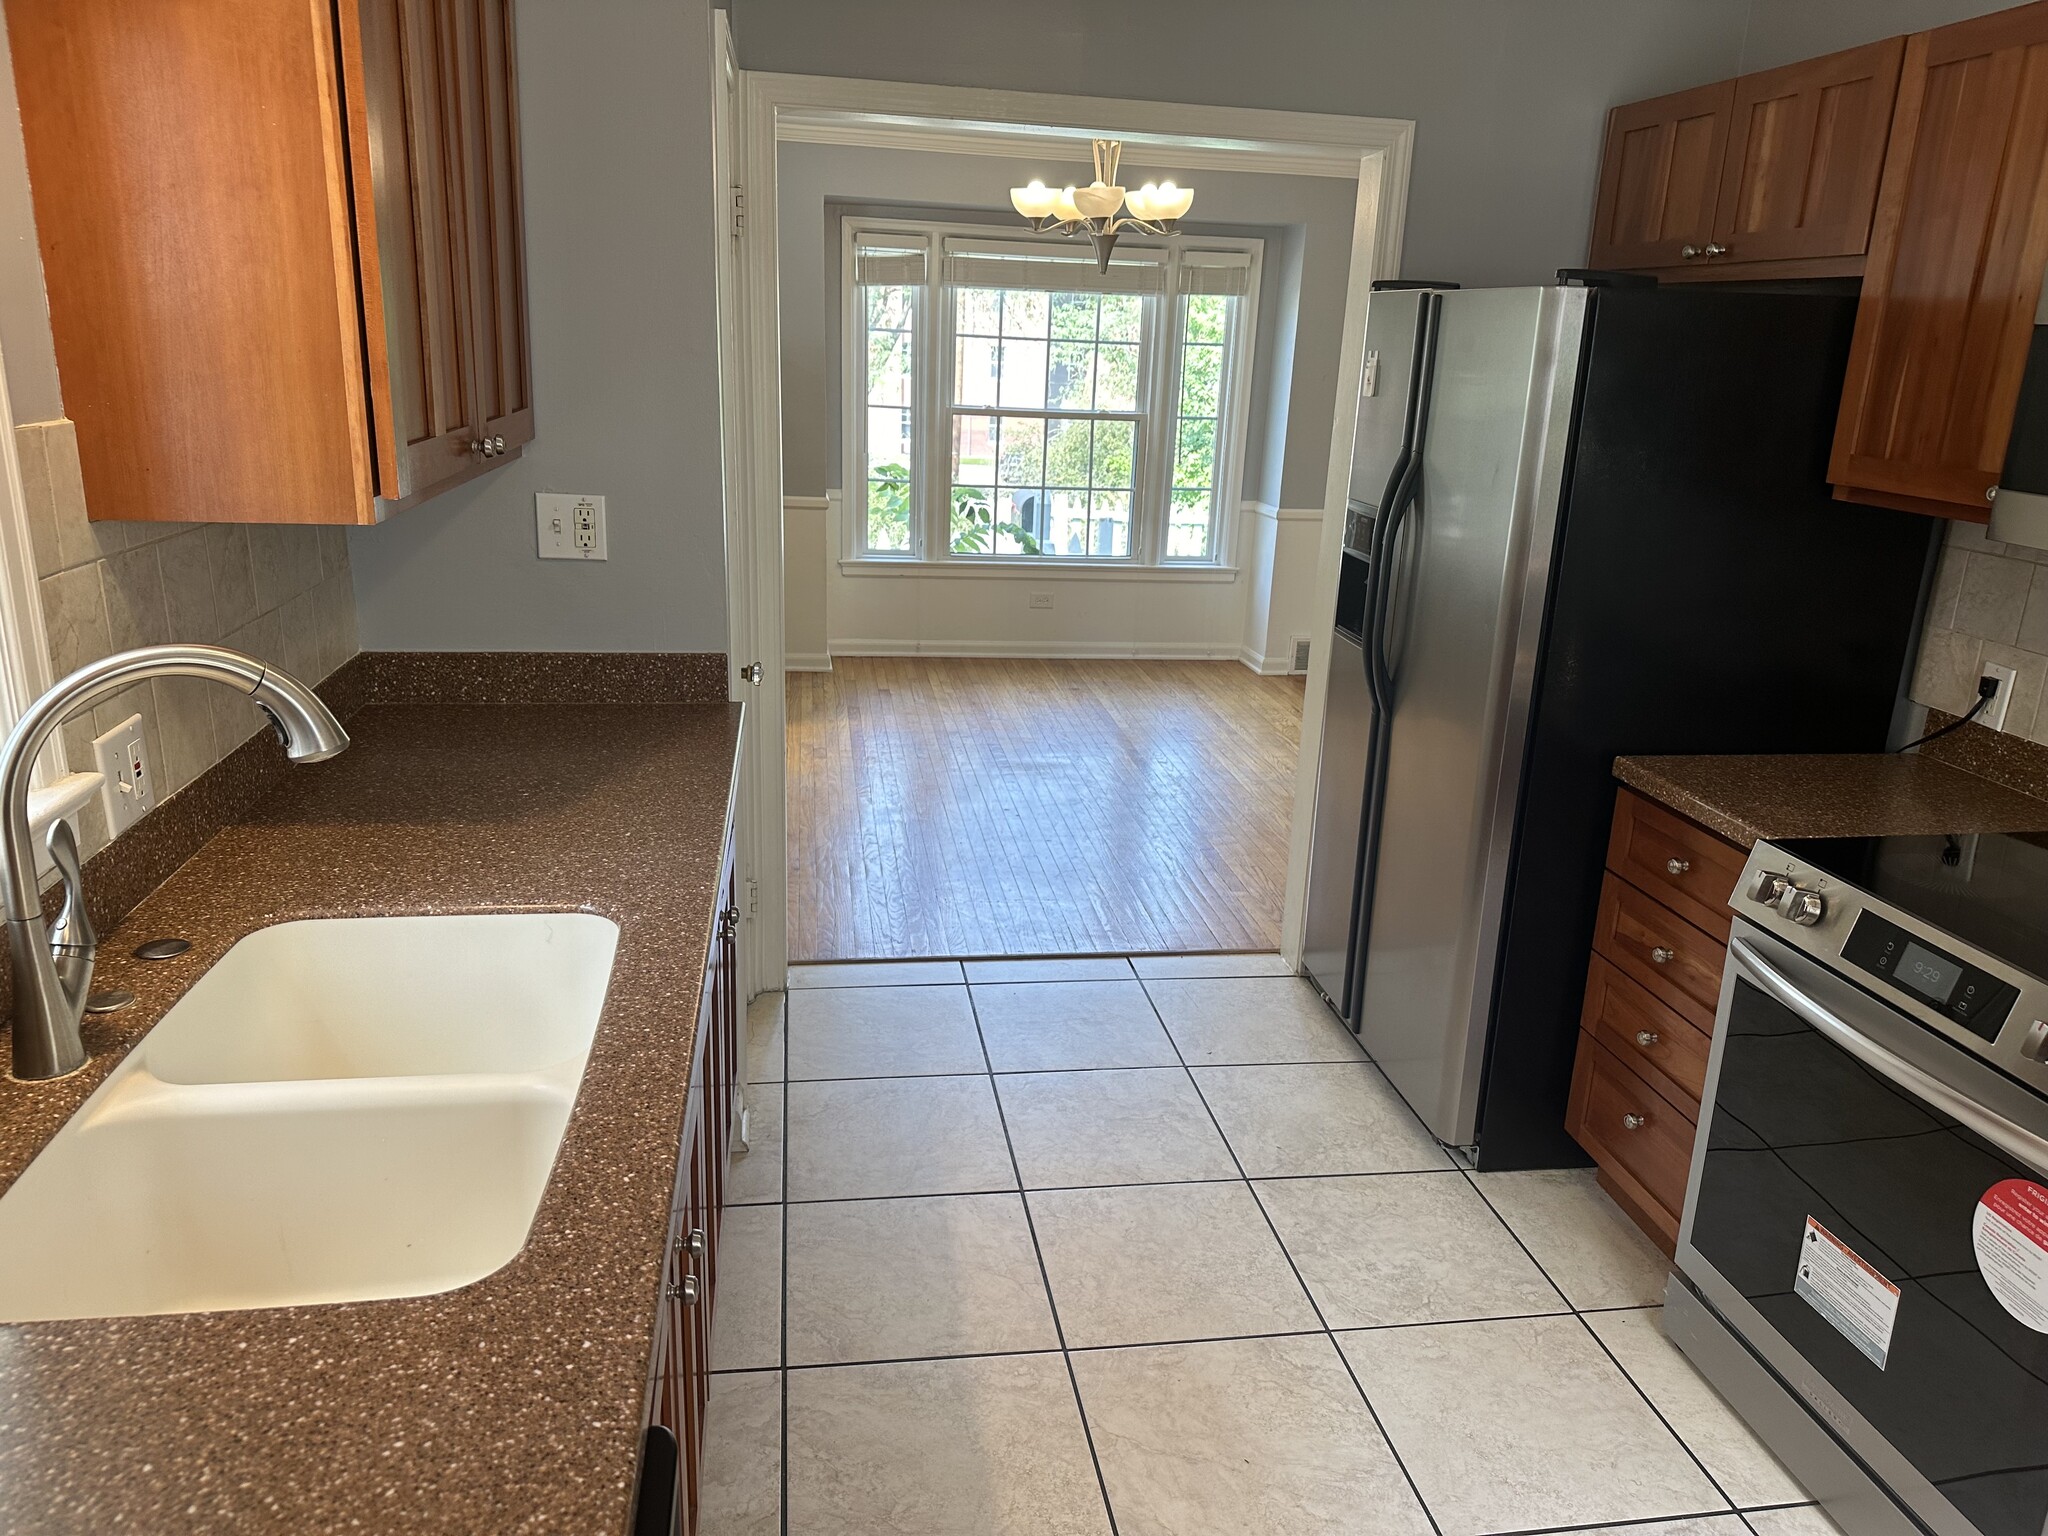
[787, 657, 1307, 961]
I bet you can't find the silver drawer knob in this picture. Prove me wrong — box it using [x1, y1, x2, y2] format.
[1650, 946, 1675, 965]
[1621, 1112, 1647, 1131]
[1681, 244, 1705, 259]
[666, 1275, 700, 1304]
[492, 435, 506, 453]
[676, 1226, 706, 1258]
[1665, 858, 1690, 876]
[1702, 242, 1729, 258]
[1634, 1029, 1660, 1047]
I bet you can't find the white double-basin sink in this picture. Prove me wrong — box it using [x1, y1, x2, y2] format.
[0, 912, 619, 1324]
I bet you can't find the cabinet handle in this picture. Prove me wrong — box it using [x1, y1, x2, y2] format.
[1634, 1029, 1660, 1047]
[1702, 243, 1729, 258]
[666, 1275, 700, 1305]
[743, 662, 765, 686]
[492, 435, 506, 453]
[719, 905, 740, 938]
[1621, 1112, 1647, 1131]
[1665, 858, 1690, 876]
[1680, 244, 1704, 259]
[676, 1226, 706, 1258]
[1650, 946, 1675, 965]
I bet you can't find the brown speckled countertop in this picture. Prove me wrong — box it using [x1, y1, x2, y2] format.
[0, 699, 743, 1534]
[1614, 752, 2048, 847]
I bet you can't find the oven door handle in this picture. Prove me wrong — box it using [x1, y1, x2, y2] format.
[1732, 937, 2048, 1178]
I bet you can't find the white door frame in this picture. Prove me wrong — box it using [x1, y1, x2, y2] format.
[720, 48, 1415, 995]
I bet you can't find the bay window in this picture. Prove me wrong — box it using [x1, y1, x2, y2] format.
[847, 222, 1258, 569]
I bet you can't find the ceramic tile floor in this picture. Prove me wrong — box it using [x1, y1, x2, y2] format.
[703, 957, 1847, 1536]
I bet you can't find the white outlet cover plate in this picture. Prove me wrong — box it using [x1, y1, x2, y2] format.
[536, 494, 607, 561]
[91, 713, 154, 836]
[1982, 661, 2020, 732]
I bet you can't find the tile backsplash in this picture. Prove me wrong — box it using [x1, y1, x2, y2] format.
[13, 418, 357, 860]
[1912, 517, 2048, 745]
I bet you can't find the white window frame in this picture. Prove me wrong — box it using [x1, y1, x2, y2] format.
[840, 215, 1262, 573]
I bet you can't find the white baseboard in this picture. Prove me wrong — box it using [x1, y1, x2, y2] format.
[785, 652, 834, 672]
[1237, 644, 1303, 676]
[828, 638, 1246, 662]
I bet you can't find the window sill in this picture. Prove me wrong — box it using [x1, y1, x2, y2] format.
[838, 558, 1239, 583]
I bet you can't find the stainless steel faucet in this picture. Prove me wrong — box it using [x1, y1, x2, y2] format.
[1, 644, 349, 1080]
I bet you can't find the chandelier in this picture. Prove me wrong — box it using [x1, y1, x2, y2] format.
[1010, 140, 1194, 272]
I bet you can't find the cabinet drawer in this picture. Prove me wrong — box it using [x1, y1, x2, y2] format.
[1593, 873, 1724, 1030]
[1607, 789, 1745, 942]
[1581, 953, 1710, 1108]
[1566, 1033, 1695, 1244]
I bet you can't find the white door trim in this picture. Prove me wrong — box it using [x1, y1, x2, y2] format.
[721, 64, 1414, 992]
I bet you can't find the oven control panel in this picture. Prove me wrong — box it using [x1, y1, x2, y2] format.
[1840, 911, 2019, 1043]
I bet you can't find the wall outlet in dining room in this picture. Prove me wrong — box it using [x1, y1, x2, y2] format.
[1028, 592, 1053, 610]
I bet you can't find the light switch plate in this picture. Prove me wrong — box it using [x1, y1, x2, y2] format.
[537, 494, 607, 560]
[91, 713, 154, 836]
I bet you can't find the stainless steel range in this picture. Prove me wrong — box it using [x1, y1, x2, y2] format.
[1673, 830, 2048, 1536]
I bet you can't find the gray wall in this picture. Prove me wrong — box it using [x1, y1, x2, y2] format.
[1736, 0, 2012, 71]
[778, 142, 1356, 510]
[731, 0, 1760, 290]
[349, 0, 729, 653]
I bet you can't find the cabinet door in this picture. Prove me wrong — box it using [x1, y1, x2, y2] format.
[1832, 5, 2048, 518]
[447, 0, 536, 457]
[343, 0, 483, 503]
[1713, 37, 1904, 263]
[1588, 80, 1736, 269]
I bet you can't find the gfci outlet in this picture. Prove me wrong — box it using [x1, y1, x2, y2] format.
[537, 493, 607, 560]
[1028, 591, 1053, 610]
[1982, 661, 2020, 732]
[92, 713, 154, 836]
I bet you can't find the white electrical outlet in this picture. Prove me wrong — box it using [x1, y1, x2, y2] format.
[1982, 661, 2020, 732]
[536, 493, 607, 560]
[91, 713, 154, 836]
[1028, 592, 1053, 610]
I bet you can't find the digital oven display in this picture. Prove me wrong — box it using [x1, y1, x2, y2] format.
[1840, 911, 2020, 1044]
[1894, 941, 1962, 1004]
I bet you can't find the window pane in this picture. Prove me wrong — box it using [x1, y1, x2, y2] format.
[868, 328, 912, 407]
[956, 287, 1001, 335]
[1050, 491, 1091, 556]
[951, 485, 994, 553]
[1047, 342, 1095, 409]
[1099, 294, 1141, 342]
[1089, 491, 1131, 558]
[1045, 417, 1092, 488]
[951, 414, 996, 485]
[955, 336, 998, 407]
[1050, 292, 1098, 339]
[1179, 344, 1222, 417]
[997, 338, 1048, 408]
[1093, 419, 1134, 488]
[1175, 416, 1216, 490]
[867, 406, 912, 472]
[1168, 490, 1212, 560]
[997, 417, 1045, 487]
[1185, 294, 1229, 345]
[1001, 290, 1049, 337]
[1096, 344, 1139, 411]
[867, 472, 912, 551]
[867, 285, 912, 331]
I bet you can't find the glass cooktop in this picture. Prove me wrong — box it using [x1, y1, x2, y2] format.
[1777, 831, 2048, 984]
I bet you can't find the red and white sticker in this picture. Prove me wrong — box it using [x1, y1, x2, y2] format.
[1974, 1179, 2048, 1333]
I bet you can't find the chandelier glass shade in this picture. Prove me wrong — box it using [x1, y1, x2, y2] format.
[1010, 140, 1194, 271]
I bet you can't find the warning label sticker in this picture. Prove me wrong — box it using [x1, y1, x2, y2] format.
[1794, 1216, 1901, 1369]
[1974, 1179, 2048, 1333]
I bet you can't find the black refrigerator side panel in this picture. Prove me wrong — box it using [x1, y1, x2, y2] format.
[1475, 289, 1938, 1171]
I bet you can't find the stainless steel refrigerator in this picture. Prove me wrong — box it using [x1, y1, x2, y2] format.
[1302, 280, 1938, 1169]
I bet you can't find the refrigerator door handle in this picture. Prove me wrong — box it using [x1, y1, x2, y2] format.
[1359, 300, 1435, 708]
[1368, 294, 1442, 706]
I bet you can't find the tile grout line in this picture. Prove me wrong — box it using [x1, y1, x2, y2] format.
[730, 1161, 1469, 1210]
[1133, 971, 1449, 1536]
[965, 981, 1125, 1536]
[1452, 1169, 1746, 1519]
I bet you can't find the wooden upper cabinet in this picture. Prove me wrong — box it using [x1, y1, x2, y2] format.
[1714, 37, 1904, 264]
[1830, 3, 2048, 520]
[1589, 41, 1901, 278]
[1589, 81, 1736, 270]
[6, 0, 533, 523]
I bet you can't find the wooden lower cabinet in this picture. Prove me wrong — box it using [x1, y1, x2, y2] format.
[1566, 788, 1743, 1252]
[635, 818, 742, 1536]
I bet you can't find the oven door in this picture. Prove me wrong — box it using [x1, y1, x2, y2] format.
[1678, 920, 2048, 1536]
